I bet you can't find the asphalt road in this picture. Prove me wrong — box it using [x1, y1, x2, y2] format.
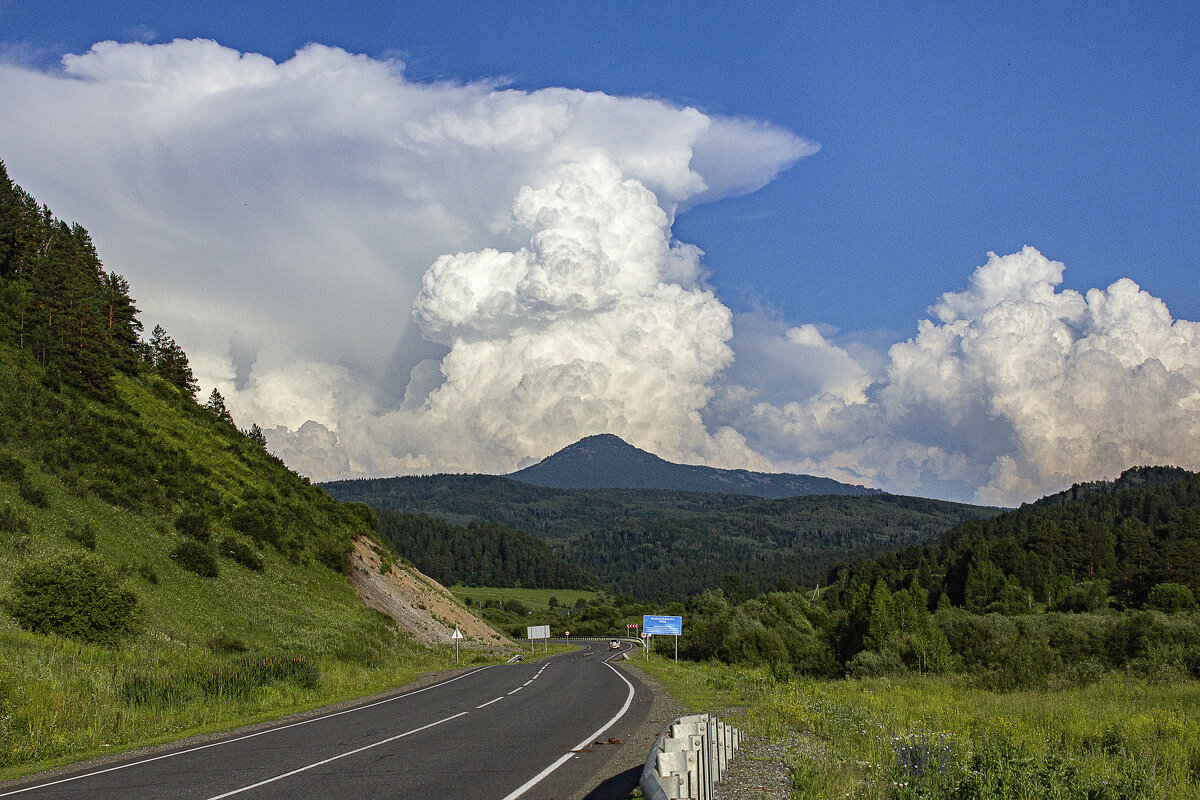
[1, 640, 650, 800]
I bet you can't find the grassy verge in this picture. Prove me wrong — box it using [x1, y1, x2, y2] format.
[0, 627, 503, 781]
[632, 655, 1200, 799]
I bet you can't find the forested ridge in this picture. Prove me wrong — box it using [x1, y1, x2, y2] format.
[321, 473, 767, 539]
[825, 465, 1200, 612]
[376, 510, 594, 590]
[325, 473, 998, 597]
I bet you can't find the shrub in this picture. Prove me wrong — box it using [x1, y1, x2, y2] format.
[1145, 582, 1196, 613]
[7, 554, 142, 645]
[171, 539, 219, 578]
[227, 501, 282, 548]
[845, 649, 905, 678]
[17, 477, 47, 508]
[1055, 580, 1111, 613]
[64, 520, 98, 550]
[0, 453, 25, 483]
[174, 510, 210, 542]
[218, 535, 265, 571]
[315, 536, 351, 573]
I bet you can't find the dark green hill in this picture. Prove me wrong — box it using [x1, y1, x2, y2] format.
[324, 472, 998, 599]
[562, 493, 997, 598]
[509, 433, 880, 497]
[320, 473, 767, 540]
[376, 511, 594, 590]
[826, 466, 1200, 612]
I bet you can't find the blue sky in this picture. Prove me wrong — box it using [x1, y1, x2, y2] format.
[6, 1, 1197, 332]
[1, 2, 1197, 503]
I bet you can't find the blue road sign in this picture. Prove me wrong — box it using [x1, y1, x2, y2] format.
[642, 615, 682, 635]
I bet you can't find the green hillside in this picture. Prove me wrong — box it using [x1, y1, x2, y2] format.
[376, 510, 595, 589]
[321, 473, 763, 540]
[326, 473, 997, 598]
[562, 493, 998, 598]
[0, 161, 487, 776]
[826, 465, 1200, 612]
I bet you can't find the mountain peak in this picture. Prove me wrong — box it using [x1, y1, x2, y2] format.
[510, 434, 879, 498]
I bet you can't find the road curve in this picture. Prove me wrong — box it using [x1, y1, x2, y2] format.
[1, 640, 650, 800]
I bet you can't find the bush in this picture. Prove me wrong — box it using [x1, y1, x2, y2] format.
[218, 535, 265, 571]
[0, 506, 31, 552]
[1055, 580, 1111, 613]
[174, 510, 210, 542]
[64, 520, 98, 550]
[1145, 582, 1196, 614]
[17, 477, 47, 508]
[846, 649, 905, 678]
[7, 554, 142, 645]
[0, 453, 26, 483]
[172, 539, 219, 578]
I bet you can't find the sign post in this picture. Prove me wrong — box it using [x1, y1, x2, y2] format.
[526, 624, 550, 653]
[451, 627, 463, 664]
[642, 615, 683, 663]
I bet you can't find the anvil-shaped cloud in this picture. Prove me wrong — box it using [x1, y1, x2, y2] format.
[1, 39, 1197, 505]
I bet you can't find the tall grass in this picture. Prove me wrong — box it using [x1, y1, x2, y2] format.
[635, 655, 1200, 799]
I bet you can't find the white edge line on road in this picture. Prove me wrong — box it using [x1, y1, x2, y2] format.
[498, 659, 636, 800]
[202, 711, 470, 800]
[476, 697, 505, 709]
[0, 667, 492, 798]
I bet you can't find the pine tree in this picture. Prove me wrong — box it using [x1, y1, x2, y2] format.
[205, 389, 235, 426]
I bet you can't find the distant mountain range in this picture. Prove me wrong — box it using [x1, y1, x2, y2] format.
[508, 434, 879, 498]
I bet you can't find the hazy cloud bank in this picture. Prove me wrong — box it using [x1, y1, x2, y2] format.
[1, 39, 1196, 505]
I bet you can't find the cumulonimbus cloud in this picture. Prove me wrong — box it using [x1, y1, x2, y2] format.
[718, 247, 1200, 505]
[1, 39, 1196, 505]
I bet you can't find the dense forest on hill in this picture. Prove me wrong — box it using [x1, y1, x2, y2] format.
[326, 474, 997, 598]
[376, 510, 594, 590]
[824, 465, 1200, 612]
[562, 494, 998, 598]
[321, 474, 765, 540]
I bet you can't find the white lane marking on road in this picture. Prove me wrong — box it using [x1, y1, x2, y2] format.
[523, 680, 533, 686]
[476, 697, 505, 709]
[507, 686, 523, 695]
[499, 660, 636, 800]
[202, 711, 470, 799]
[0, 667, 493, 798]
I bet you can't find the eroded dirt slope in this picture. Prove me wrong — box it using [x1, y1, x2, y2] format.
[348, 535, 510, 648]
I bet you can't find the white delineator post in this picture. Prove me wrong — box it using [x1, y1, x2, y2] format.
[451, 627, 463, 663]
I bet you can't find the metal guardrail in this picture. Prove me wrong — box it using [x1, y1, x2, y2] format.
[639, 713, 743, 800]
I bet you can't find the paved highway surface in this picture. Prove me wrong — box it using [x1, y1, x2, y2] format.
[1, 640, 650, 800]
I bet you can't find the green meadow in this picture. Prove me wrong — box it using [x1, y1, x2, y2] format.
[635, 655, 1200, 799]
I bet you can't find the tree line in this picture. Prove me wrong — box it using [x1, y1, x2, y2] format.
[376, 510, 593, 590]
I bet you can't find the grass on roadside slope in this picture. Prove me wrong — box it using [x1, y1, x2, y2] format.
[633, 655, 1200, 800]
[0, 362, 507, 780]
[0, 464, 502, 779]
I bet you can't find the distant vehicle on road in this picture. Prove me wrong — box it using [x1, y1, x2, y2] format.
[609, 640, 620, 650]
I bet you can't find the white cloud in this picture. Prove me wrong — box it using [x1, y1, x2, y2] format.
[717, 247, 1200, 505]
[0, 38, 809, 479]
[3, 40, 1197, 505]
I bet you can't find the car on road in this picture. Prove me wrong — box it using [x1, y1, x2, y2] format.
[609, 640, 620, 650]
